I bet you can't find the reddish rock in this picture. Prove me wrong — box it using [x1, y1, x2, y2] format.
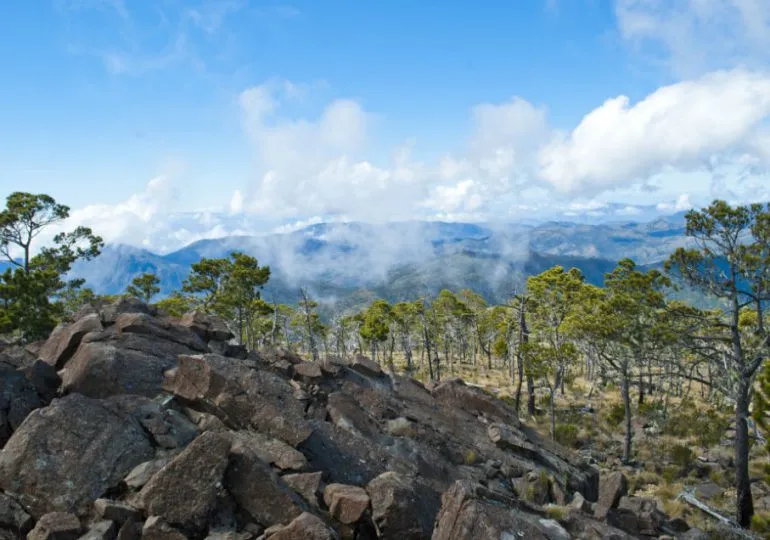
[179, 312, 233, 342]
[0, 394, 153, 518]
[366, 472, 435, 539]
[265, 513, 336, 540]
[595, 472, 628, 520]
[27, 512, 81, 540]
[283, 472, 324, 507]
[141, 517, 187, 540]
[139, 432, 231, 535]
[224, 443, 305, 527]
[323, 484, 370, 525]
[38, 314, 102, 369]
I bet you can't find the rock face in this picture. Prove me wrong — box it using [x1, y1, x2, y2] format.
[0, 394, 154, 518]
[139, 432, 231, 535]
[0, 299, 694, 539]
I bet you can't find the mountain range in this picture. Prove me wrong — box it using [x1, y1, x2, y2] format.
[48, 211, 692, 310]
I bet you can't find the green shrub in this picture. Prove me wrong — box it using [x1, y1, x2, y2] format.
[604, 402, 626, 427]
[751, 512, 770, 536]
[554, 424, 580, 448]
[670, 444, 695, 472]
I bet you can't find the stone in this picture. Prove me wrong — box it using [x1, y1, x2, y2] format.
[138, 407, 198, 449]
[326, 392, 378, 439]
[265, 513, 336, 540]
[38, 314, 103, 369]
[0, 365, 43, 447]
[100, 298, 153, 326]
[141, 517, 187, 540]
[432, 481, 552, 540]
[179, 312, 233, 343]
[61, 342, 178, 399]
[293, 362, 323, 381]
[569, 492, 590, 513]
[595, 472, 628, 519]
[27, 513, 81, 540]
[115, 519, 141, 540]
[694, 481, 723, 500]
[366, 472, 435, 539]
[18, 360, 61, 403]
[347, 355, 383, 378]
[114, 313, 206, 352]
[93, 499, 140, 525]
[123, 458, 172, 490]
[229, 431, 307, 471]
[323, 484, 370, 525]
[224, 442, 305, 527]
[0, 492, 33, 534]
[0, 394, 153, 518]
[78, 520, 117, 540]
[139, 432, 231, 535]
[283, 472, 324, 507]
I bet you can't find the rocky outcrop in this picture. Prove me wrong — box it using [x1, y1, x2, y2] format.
[0, 393, 154, 518]
[0, 300, 697, 539]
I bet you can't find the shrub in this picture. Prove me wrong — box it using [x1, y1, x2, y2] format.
[545, 505, 568, 521]
[604, 402, 626, 427]
[554, 424, 580, 448]
[464, 449, 478, 465]
[670, 444, 695, 472]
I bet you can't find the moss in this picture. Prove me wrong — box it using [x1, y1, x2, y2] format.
[464, 449, 478, 465]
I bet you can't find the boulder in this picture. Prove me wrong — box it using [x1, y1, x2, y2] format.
[137, 407, 198, 449]
[229, 431, 307, 471]
[61, 342, 177, 399]
[595, 472, 628, 520]
[18, 359, 61, 403]
[0, 394, 154, 518]
[432, 481, 552, 540]
[27, 512, 81, 540]
[141, 517, 188, 540]
[366, 472, 436, 539]
[293, 362, 323, 381]
[123, 457, 173, 490]
[283, 472, 324, 507]
[78, 520, 117, 540]
[323, 484, 370, 525]
[224, 441, 305, 527]
[616, 496, 667, 537]
[0, 364, 43, 447]
[694, 481, 723, 500]
[0, 492, 33, 535]
[38, 314, 103, 369]
[265, 513, 337, 540]
[164, 355, 312, 446]
[93, 499, 140, 525]
[115, 519, 141, 540]
[139, 432, 231, 535]
[179, 312, 233, 343]
[114, 313, 206, 353]
[100, 298, 154, 325]
[326, 392, 378, 439]
[433, 378, 517, 426]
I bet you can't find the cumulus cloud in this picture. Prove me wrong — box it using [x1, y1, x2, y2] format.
[538, 69, 770, 195]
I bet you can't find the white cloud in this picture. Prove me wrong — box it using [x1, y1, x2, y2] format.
[615, 0, 770, 76]
[656, 193, 693, 212]
[538, 69, 770, 195]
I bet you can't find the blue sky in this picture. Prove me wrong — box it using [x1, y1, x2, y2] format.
[1, 0, 769, 251]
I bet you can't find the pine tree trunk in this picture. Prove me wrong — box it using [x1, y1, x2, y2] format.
[735, 378, 754, 528]
[622, 369, 633, 465]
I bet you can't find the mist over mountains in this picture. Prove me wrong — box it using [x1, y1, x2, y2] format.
[58, 211, 691, 309]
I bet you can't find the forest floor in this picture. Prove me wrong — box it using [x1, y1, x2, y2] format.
[389, 356, 770, 536]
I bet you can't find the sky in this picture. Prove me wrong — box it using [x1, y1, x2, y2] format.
[1, 0, 770, 252]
